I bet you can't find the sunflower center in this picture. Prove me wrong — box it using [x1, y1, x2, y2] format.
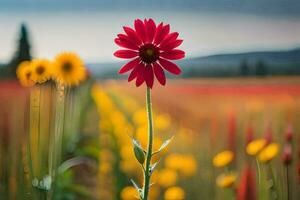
[36, 66, 45, 75]
[139, 44, 159, 64]
[26, 72, 31, 80]
[62, 62, 72, 73]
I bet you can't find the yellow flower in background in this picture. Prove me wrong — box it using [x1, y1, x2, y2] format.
[213, 150, 234, 167]
[258, 143, 279, 163]
[99, 162, 112, 174]
[155, 114, 171, 130]
[30, 59, 52, 84]
[180, 155, 197, 177]
[52, 52, 86, 86]
[216, 172, 237, 188]
[16, 61, 34, 87]
[165, 154, 197, 177]
[164, 186, 185, 200]
[120, 186, 138, 200]
[158, 169, 178, 187]
[246, 139, 266, 156]
[133, 109, 147, 125]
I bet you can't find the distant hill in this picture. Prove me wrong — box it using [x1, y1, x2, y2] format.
[89, 47, 300, 79]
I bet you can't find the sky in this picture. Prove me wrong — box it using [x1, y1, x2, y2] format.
[0, 0, 300, 62]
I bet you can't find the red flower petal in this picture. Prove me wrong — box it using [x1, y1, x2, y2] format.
[160, 39, 183, 51]
[160, 49, 185, 60]
[144, 64, 154, 88]
[145, 18, 156, 43]
[114, 50, 138, 59]
[134, 19, 147, 43]
[153, 62, 166, 85]
[123, 26, 143, 46]
[159, 32, 179, 48]
[154, 23, 170, 45]
[136, 67, 146, 87]
[115, 38, 139, 50]
[128, 63, 145, 82]
[118, 58, 140, 74]
[159, 58, 182, 75]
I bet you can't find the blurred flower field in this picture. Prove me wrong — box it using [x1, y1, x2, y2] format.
[1, 76, 300, 199]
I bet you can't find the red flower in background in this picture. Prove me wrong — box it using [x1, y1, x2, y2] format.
[237, 165, 257, 200]
[114, 18, 185, 88]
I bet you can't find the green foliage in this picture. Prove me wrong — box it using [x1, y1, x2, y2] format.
[2, 23, 32, 78]
[132, 138, 146, 165]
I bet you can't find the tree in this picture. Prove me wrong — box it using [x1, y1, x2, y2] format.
[7, 23, 32, 78]
[255, 59, 268, 76]
[239, 59, 249, 76]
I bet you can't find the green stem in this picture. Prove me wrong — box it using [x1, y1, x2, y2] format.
[268, 163, 278, 200]
[142, 87, 154, 200]
[286, 165, 290, 200]
[256, 159, 263, 200]
[256, 159, 261, 185]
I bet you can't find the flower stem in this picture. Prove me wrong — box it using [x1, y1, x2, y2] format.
[268, 163, 278, 199]
[256, 159, 263, 199]
[285, 165, 290, 200]
[143, 87, 154, 200]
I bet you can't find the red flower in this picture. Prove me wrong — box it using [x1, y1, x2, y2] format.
[237, 165, 257, 200]
[114, 18, 185, 88]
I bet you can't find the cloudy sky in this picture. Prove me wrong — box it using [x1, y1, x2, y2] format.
[0, 0, 300, 62]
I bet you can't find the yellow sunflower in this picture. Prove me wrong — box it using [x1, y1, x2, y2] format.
[16, 61, 34, 87]
[246, 139, 267, 156]
[52, 52, 86, 86]
[213, 150, 234, 168]
[164, 186, 185, 200]
[120, 186, 138, 200]
[31, 59, 52, 84]
[216, 172, 237, 188]
[258, 143, 279, 163]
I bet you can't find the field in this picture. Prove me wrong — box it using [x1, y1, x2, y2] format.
[1, 77, 300, 199]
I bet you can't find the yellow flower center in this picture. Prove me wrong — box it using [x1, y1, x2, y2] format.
[139, 43, 160, 64]
[36, 66, 45, 75]
[62, 62, 73, 72]
[146, 49, 154, 56]
[26, 71, 31, 80]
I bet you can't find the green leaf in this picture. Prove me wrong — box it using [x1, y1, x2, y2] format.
[132, 139, 145, 164]
[155, 136, 174, 155]
[130, 179, 143, 199]
[149, 161, 160, 175]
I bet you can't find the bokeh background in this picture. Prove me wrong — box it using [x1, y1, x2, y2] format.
[1, 0, 300, 199]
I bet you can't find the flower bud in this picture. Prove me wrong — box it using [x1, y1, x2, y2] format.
[285, 125, 293, 142]
[282, 144, 292, 165]
[246, 124, 254, 145]
[298, 163, 300, 184]
[133, 142, 145, 165]
[264, 125, 272, 144]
